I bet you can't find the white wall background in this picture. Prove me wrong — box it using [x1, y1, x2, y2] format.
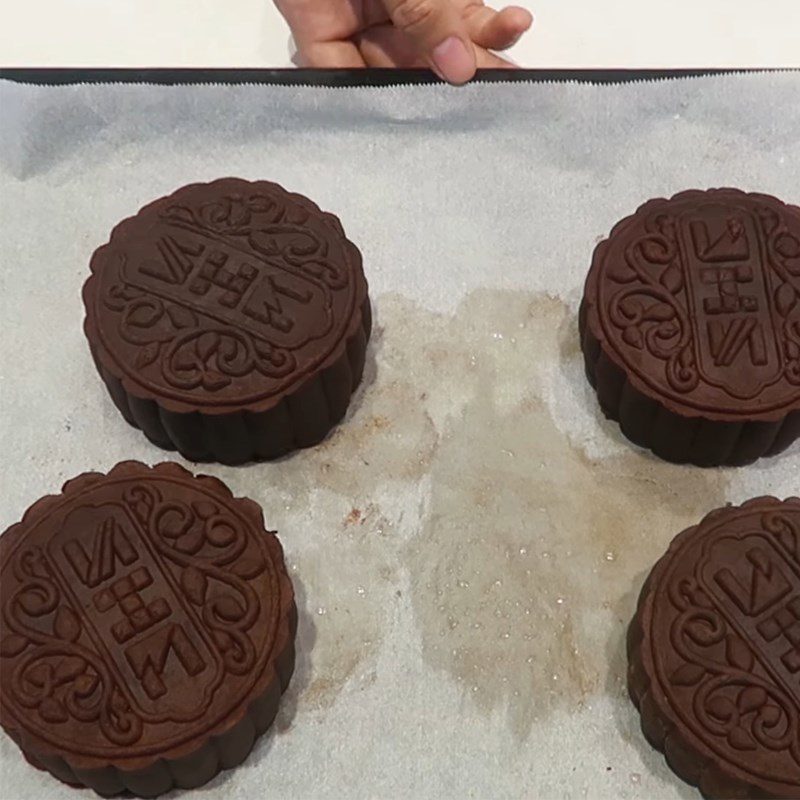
[1, 0, 799, 67]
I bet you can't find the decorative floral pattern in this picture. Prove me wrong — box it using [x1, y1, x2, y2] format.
[667, 576, 800, 762]
[600, 194, 800, 398]
[96, 183, 359, 399]
[1, 479, 274, 748]
[655, 506, 800, 782]
[104, 267, 297, 393]
[124, 482, 265, 676]
[3, 547, 143, 745]
[606, 213, 699, 393]
[162, 193, 349, 291]
[755, 203, 800, 384]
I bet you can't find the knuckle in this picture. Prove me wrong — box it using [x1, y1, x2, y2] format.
[392, 0, 439, 36]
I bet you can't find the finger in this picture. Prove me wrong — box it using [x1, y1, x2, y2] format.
[358, 25, 426, 68]
[276, 0, 362, 42]
[383, 0, 477, 84]
[359, 25, 516, 70]
[465, 5, 533, 52]
[295, 40, 368, 68]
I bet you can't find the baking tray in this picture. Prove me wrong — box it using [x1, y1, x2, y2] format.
[1, 67, 798, 800]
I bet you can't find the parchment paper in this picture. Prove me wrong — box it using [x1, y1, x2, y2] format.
[1, 73, 800, 800]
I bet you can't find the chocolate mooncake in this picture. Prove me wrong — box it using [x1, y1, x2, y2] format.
[581, 189, 800, 466]
[628, 496, 800, 798]
[83, 178, 371, 465]
[0, 461, 295, 796]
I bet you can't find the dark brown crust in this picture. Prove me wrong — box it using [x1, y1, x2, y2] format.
[580, 299, 800, 466]
[0, 461, 296, 797]
[82, 179, 371, 465]
[89, 295, 371, 465]
[627, 496, 800, 800]
[580, 188, 800, 467]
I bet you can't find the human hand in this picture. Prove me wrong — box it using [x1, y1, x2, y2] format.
[274, 0, 533, 85]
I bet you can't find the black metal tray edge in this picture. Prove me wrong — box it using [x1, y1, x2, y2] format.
[0, 67, 782, 87]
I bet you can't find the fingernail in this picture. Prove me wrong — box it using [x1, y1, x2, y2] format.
[431, 36, 475, 85]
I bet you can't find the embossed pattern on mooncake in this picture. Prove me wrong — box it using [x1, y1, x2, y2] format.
[0, 461, 296, 797]
[628, 497, 800, 799]
[581, 189, 800, 465]
[83, 178, 371, 464]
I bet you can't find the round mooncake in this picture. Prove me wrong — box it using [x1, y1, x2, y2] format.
[581, 189, 800, 465]
[629, 496, 800, 798]
[0, 461, 295, 796]
[83, 178, 371, 464]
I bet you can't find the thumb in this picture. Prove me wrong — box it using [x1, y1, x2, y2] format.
[383, 0, 477, 84]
